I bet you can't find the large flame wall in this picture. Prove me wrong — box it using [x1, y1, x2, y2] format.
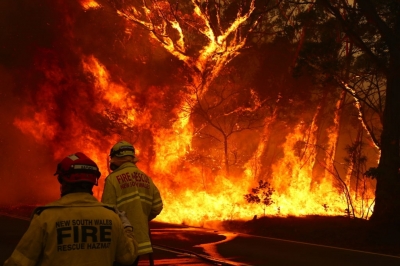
[0, 0, 378, 225]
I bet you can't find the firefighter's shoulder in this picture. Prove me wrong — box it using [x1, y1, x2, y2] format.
[102, 204, 117, 212]
[31, 205, 67, 218]
[30, 206, 49, 219]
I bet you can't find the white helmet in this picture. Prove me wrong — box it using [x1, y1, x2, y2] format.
[109, 141, 135, 158]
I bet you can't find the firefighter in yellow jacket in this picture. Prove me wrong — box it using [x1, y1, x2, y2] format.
[101, 141, 163, 266]
[4, 152, 138, 266]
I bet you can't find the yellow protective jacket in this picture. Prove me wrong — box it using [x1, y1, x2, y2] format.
[4, 193, 137, 266]
[101, 162, 163, 255]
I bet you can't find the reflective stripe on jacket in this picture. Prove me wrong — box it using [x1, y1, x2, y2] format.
[101, 162, 163, 255]
[4, 193, 137, 266]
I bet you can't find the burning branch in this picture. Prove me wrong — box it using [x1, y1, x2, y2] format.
[185, 82, 266, 175]
[338, 79, 381, 150]
[108, 0, 260, 95]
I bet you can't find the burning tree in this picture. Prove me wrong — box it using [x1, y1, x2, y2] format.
[3, 0, 387, 226]
[100, 0, 281, 176]
[105, 0, 263, 93]
[343, 129, 374, 219]
[186, 74, 267, 175]
[285, 0, 400, 240]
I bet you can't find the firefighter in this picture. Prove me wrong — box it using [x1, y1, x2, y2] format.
[101, 141, 163, 266]
[3, 152, 138, 266]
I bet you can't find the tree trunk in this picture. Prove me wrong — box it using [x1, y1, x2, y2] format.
[370, 56, 400, 242]
[224, 136, 229, 175]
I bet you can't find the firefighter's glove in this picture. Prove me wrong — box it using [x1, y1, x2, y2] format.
[115, 208, 133, 230]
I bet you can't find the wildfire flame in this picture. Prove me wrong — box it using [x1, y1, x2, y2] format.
[8, 1, 377, 226]
[80, 0, 100, 10]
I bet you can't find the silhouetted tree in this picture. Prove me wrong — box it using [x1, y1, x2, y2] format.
[244, 179, 274, 216]
[286, 0, 400, 237]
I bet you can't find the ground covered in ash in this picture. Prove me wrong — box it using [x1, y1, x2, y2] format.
[1, 205, 399, 257]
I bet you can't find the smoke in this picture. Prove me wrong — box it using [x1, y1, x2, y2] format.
[0, 1, 104, 204]
[0, 0, 184, 205]
[0, 66, 58, 205]
[0, 0, 58, 204]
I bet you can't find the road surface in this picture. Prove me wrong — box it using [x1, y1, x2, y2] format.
[1, 214, 400, 265]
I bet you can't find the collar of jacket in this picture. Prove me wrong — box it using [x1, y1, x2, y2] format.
[46, 192, 106, 207]
[115, 161, 138, 171]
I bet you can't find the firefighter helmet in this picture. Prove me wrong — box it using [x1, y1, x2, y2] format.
[109, 141, 135, 158]
[54, 152, 101, 185]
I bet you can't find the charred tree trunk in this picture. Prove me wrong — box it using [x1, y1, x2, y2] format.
[360, 1, 400, 241]
[318, 0, 400, 240]
[354, 126, 363, 200]
[224, 136, 229, 175]
[370, 58, 400, 228]
[325, 89, 346, 180]
[248, 105, 279, 180]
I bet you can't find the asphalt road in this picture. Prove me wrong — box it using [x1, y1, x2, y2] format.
[2, 214, 400, 266]
[149, 223, 400, 266]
